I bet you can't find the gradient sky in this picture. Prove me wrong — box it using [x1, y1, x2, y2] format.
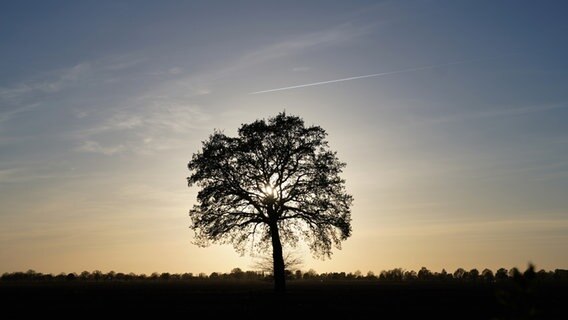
[1, 0, 567, 275]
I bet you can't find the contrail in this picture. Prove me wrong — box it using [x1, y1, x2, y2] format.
[250, 57, 500, 95]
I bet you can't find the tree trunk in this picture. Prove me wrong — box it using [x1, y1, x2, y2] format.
[270, 222, 286, 293]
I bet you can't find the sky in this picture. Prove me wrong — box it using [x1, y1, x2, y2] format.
[1, 0, 567, 275]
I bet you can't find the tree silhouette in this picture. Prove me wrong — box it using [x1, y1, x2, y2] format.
[418, 267, 432, 280]
[468, 268, 480, 281]
[187, 112, 353, 292]
[496, 268, 509, 281]
[481, 268, 494, 282]
[453, 268, 466, 280]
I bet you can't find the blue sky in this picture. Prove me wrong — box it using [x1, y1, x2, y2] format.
[1, 1, 567, 274]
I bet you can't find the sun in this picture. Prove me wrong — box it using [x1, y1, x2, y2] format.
[262, 184, 275, 196]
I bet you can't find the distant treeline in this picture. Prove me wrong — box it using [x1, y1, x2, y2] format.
[3, 265, 567, 282]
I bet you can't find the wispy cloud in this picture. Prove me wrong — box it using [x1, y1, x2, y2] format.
[72, 100, 211, 155]
[0, 63, 90, 101]
[292, 66, 311, 72]
[0, 159, 94, 184]
[198, 22, 375, 84]
[460, 103, 567, 119]
[102, 56, 146, 71]
[0, 168, 22, 182]
[168, 67, 183, 75]
[3, 22, 374, 157]
[0, 103, 41, 124]
[146, 66, 184, 76]
[0, 61, 100, 126]
[240, 23, 370, 67]
[377, 217, 568, 238]
[81, 99, 210, 134]
[71, 24, 368, 155]
[76, 140, 125, 156]
[0, 54, 145, 110]
[417, 102, 568, 126]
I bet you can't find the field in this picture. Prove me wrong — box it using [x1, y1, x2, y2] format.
[1, 280, 566, 318]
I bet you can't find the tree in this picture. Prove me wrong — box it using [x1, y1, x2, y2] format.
[79, 271, 90, 280]
[439, 268, 451, 280]
[303, 269, 318, 279]
[230, 268, 244, 279]
[418, 267, 432, 280]
[495, 267, 509, 281]
[468, 268, 480, 281]
[404, 270, 417, 281]
[481, 268, 494, 282]
[187, 112, 353, 292]
[92, 270, 103, 282]
[453, 268, 466, 280]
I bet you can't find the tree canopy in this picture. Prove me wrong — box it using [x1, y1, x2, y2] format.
[187, 112, 353, 291]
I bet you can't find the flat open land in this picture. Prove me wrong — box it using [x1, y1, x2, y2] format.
[1, 280, 566, 318]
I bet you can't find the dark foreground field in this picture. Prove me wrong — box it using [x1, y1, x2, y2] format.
[1, 280, 566, 318]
